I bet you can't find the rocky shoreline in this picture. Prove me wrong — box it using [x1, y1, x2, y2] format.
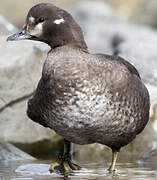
[0, 0, 157, 162]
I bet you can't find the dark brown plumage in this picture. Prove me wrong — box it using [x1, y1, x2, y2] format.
[7, 3, 150, 175]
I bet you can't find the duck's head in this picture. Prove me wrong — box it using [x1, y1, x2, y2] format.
[7, 3, 87, 49]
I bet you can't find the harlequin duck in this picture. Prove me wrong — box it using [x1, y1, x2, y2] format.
[7, 3, 150, 175]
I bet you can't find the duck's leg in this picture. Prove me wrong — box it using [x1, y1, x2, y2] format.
[108, 149, 119, 173]
[49, 139, 81, 175]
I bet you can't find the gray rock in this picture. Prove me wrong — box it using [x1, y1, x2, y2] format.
[74, 0, 157, 85]
[0, 35, 58, 143]
[0, 16, 18, 35]
[73, 0, 121, 54]
[0, 143, 35, 161]
[15, 164, 50, 175]
[115, 26, 157, 86]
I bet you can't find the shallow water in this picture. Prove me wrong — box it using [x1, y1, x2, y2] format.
[1, 158, 157, 180]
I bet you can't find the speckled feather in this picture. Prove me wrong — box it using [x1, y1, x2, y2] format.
[27, 45, 150, 150]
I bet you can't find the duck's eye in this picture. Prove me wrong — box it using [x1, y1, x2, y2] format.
[38, 17, 45, 23]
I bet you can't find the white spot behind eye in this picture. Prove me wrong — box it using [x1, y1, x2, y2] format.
[54, 18, 64, 25]
[29, 16, 35, 23]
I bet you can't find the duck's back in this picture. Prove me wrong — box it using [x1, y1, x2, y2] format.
[27, 46, 150, 149]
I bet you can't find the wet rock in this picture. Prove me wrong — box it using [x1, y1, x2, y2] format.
[0, 143, 35, 161]
[139, 148, 157, 171]
[15, 164, 51, 176]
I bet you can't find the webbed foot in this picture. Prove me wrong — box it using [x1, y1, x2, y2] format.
[49, 155, 81, 175]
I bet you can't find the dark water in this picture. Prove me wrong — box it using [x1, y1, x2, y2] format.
[0, 158, 157, 180]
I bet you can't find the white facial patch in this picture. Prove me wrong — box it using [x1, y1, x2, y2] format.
[54, 18, 64, 25]
[27, 22, 44, 37]
[29, 16, 35, 24]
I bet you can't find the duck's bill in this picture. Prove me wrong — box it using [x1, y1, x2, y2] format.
[7, 29, 33, 41]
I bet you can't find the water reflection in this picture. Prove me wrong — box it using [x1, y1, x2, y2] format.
[0, 159, 157, 180]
